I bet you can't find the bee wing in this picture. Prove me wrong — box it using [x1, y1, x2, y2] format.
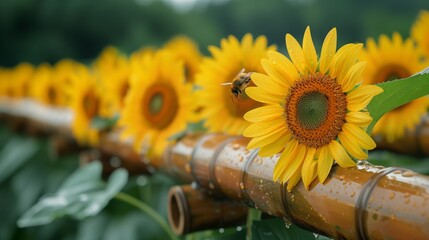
[220, 82, 232, 86]
[238, 68, 245, 74]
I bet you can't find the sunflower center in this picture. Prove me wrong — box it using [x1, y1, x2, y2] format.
[47, 86, 57, 105]
[83, 91, 100, 119]
[285, 73, 347, 148]
[297, 92, 328, 130]
[142, 84, 178, 129]
[375, 65, 411, 83]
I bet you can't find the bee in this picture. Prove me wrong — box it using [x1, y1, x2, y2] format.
[221, 68, 253, 101]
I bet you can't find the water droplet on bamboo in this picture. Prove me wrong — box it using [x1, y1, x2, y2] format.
[402, 171, 414, 177]
[389, 192, 395, 199]
[232, 143, 240, 150]
[239, 182, 245, 190]
[209, 182, 215, 189]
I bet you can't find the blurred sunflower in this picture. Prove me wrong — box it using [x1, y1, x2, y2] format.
[99, 57, 131, 118]
[53, 59, 87, 106]
[29, 63, 64, 106]
[243, 27, 383, 191]
[93, 46, 127, 76]
[164, 36, 202, 83]
[195, 34, 276, 135]
[0, 63, 34, 99]
[119, 50, 194, 162]
[67, 67, 102, 145]
[411, 10, 429, 58]
[360, 33, 429, 143]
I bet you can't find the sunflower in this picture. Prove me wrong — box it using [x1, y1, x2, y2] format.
[119, 50, 194, 163]
[195, 34, 276, 135]
[360, 33, 429, 143]
[411, 10, 429, 58]
[243, 27, 383, 191]
[67, 67, 102, 145]
[98, 57, 131, 118]
[93, 46, 127, 77]
[164, 36, 202, 83]
[53, 59, 87, 106]
[0, 63, 34, 99]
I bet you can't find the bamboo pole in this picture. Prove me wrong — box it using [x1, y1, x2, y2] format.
[1, 98, 429, 239]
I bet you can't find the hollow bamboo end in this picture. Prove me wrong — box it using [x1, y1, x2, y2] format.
[168, 186, 189, 235]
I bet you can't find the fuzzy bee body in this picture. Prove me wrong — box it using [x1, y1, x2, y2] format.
[221, 68, 253, 101]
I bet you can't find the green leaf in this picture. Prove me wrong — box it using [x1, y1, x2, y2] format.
[90, 115, 119, 130]
[17, 161, 128, 227]
[251, 218, 315, 240]
[0, 136, 39, 183]
[367, 71, 429, 133]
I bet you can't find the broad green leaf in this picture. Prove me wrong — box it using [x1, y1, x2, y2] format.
[90, 115, 119, 130]
[251, 218, 316, 240]
[367, 71, 429, 133]
[17, 161, 128, 227]
[0, 136, 39, 183]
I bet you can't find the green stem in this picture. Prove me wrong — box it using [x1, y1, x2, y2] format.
[246, 208, 262, 240]
[114, 192, 177, 240]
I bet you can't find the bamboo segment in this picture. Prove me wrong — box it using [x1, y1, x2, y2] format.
[168, 134, 429, 240]
[167, 185, 248, 235]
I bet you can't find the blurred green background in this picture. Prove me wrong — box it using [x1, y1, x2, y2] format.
[0, 0, 427, 67]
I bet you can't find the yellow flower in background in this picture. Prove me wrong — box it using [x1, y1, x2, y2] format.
[53, 59, 87, 106]
[93, 46, 127, 76]
[99, 57, 131, 118]
[243, 27, 382, 191]
[119, 50, 194, 162]
[68, 67, 102, 145]
[0, 63, 34, 99]
[195, 34, 276, 135]
[130, 47, 155, 72]
[29, 64, 61, 105]
[411, 10, 429, 58]
[164, 36, 202, 83]
[360, 33, 429, 143]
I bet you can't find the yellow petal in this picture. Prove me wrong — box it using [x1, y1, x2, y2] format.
[251, 72, 288, 94]
[328, 140, 356, 168]
[286, 162, 303, 192]
[243, 118, 287, 138]
[317, 146, 333, 183]
[285, 33, 307, 75]
[332, 44, 363, 82]
[301, 147, 317, 189]
[338, 132, 368, 160]
[247, 126, 287, 149]
[342, 123, 377, 150]
[243, 105, 284, 123]
[347, 85, 383, 111]
[267, 51, 299, 84]
[345, 111, 372, 127]
[341, 61, 366, 92]
[319, 28, 337, 74]
[258, 132, 291, 157]
[273, 139, 298, 180]
[281, 145, 307, 183]
[303, 26, 318, 73]
[246, 86, 284, 104]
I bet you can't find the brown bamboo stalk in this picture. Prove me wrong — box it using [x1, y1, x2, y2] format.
[2, 99, 429, 239]
[167, 185, 248, 235]
[166, 133, 429, 240]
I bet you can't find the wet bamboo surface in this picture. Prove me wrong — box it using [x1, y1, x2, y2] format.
[1, 98, 429, 239]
